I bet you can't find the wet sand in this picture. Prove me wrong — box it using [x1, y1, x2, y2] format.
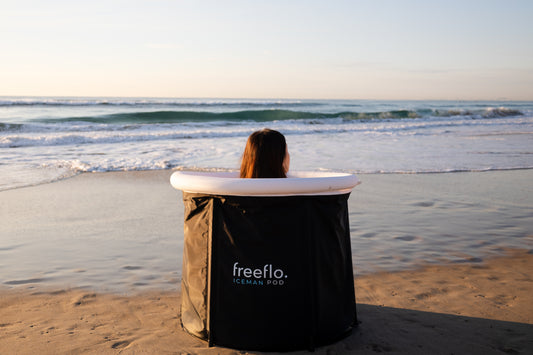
[1, 169, 532, 292]
[1, 170, 183, 292]
[1, 250, 532, 354]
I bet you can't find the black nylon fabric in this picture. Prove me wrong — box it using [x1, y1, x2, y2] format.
[181, 192, 356, 351]
[180, 195, 213, 340]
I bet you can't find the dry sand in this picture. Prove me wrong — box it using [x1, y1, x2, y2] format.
[1, 249, 532, 354]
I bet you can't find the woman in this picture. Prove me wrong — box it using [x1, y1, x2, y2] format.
[240, 129, 290, 178]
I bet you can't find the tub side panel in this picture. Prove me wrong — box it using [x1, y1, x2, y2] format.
[309, 194, 357, 343]
[181, 193, 213, 340]
[209, 196, 312, 351]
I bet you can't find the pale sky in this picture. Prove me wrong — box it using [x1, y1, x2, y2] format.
[1, 0, 532, 100]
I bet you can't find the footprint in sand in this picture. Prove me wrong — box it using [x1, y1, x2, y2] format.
[72, 293, 96, 306]
[111, 340, 131, 349]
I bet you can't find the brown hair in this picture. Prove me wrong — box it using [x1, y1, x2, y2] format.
[240, 129, 287, 178]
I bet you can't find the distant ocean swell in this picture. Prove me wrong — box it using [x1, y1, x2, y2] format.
[0, 98, 322, 108]
[0, 123, 23, 132]
[1, 107, 525, 127]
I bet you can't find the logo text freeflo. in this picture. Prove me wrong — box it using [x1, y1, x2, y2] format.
[232, 262, 288, 286]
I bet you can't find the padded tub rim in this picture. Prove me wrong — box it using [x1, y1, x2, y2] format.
[170, 171, 360, 196]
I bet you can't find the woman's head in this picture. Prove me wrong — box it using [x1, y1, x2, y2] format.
[240, 129, 290, 178]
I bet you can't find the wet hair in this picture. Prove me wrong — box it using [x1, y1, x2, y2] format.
[240, 129, 287, 178]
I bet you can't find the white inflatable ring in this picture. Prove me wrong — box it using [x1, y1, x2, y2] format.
[170, 171, 360, 196]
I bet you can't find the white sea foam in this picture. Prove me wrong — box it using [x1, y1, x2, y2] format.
[3, 114, 530, 149]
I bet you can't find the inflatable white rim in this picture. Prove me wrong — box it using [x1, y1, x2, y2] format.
[170, 171, 360, 196]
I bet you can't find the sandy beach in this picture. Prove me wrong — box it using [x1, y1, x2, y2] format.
[1, 250, 532, 354]
[1, 170, 532, 354]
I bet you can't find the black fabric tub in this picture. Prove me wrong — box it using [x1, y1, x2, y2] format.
[171, 171, 360, 351]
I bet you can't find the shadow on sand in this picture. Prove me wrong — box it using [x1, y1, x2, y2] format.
[308, 304, 533, 354]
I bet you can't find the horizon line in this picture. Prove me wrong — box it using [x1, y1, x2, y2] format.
[1, 94, 531, 102]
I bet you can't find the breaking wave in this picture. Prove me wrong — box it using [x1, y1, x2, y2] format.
[24, 107, 524, 125]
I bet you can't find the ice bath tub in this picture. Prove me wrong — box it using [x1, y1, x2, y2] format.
[170, 171, 360, 351]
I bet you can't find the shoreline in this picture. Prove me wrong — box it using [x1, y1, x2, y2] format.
[1, 249, 531, 354]
[4, 166, 533, 193]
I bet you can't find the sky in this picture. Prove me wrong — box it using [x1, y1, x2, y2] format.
[1, 0, 532, 100]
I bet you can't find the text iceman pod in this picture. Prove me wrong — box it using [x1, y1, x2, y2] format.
[170, 171, 361, 351]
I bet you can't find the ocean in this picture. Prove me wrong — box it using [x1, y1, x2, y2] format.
[1, 97, 533, 191]
[1, 97, 533, 291]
